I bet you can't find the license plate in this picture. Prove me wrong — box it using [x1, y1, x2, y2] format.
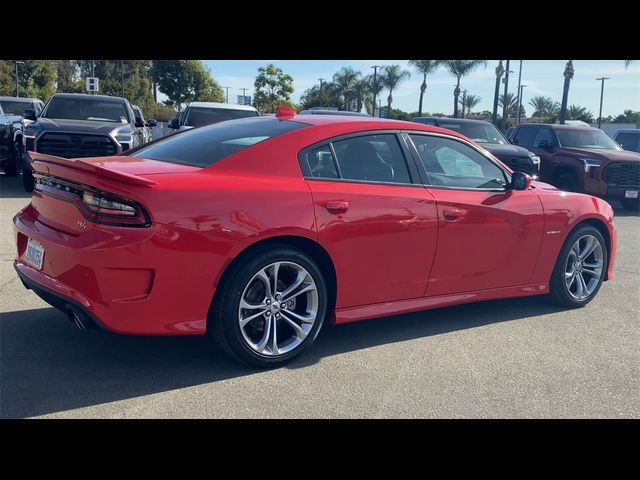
[625, 190, 639, 199]
[24, 238, 44, 270]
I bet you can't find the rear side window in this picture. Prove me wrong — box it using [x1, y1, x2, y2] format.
[133, 118, 307, 167]
[513, 127, 536, 147]
[305, 145, 339, 178]
[185, 107, 259, 127]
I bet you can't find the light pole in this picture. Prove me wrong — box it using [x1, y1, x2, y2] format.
[596, 77, 610, 129]
[559, 60, 574, 125]
[223, 86, 230, 103]
[517, 85, 527, 124]
[515, 60, 523, 124]
[378, 99, 382, 118]
[371, 65, 380, 117]
[492, 60, 504, 125]
[501, 61, 513, 130]
[15, 60, 24, 97]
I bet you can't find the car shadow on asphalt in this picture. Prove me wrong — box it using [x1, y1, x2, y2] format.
[0, 173, 30, 199]
[0, 295, 565, 418]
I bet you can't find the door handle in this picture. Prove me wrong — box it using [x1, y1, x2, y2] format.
[443, 208, 467, 221]
[325, 201, 349, 214]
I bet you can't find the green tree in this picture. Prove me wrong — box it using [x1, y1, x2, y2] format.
[352, 78, 371, 113]
[381, 65, 410, 119]
[1, 60, 57, 99]
[332, 67, 361, 111]
[566, 105, 595, 123]
[462, 94, 482, 116]
[408, 60, 441, 116]
[56, 60, 82, 93]
[365, 73, 384, 115]
[529, 96, 553, 118]
[152, 60, 223, 110]
[253, 64, 295, 113]
[613, 110, 640, 123]
[498, 92, 525, 118]
[0, 61, 14, 96]
[444, 60, 487, 118]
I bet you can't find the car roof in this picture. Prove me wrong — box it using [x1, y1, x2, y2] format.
[517, 122, 602, 131]
[299, 109, 371, 117]
[50, 93, 126, 102]
[0, 96, 42, 102]
[414, 116, 493, 126]
[188, 101, 258, 111]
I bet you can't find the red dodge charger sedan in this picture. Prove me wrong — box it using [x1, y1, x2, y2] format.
[13, 110, 617, 367]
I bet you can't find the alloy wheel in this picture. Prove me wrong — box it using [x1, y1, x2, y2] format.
[564, 234, 604, 301]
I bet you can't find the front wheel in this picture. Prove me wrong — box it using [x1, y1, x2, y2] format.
[549, 225, 607, 308]
[210, 247, 328, 368]
[4, 141, 22, 176]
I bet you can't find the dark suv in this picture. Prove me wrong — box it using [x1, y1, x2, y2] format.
[413, 117, 540, 178]
[22, 93, 146, 191]
[511, 123, 640, 210]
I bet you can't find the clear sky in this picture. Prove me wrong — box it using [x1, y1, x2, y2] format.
[165, 60, 640, 117]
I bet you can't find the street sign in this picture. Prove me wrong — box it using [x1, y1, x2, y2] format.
[237, 95, 251, 106]
[86, 77, 99, 92]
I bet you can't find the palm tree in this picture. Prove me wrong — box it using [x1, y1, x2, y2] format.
[408, 60, 441, 117]
[353, 78, 371, 113]
[444, 60, 487, 118]
[462, 94, 482, 116]
[567, 105, 595, 123]
[366, 73, 384, 115]
[332, 67, 361, 111]
[529, 96, 553, 118]
[498, 93, 518, 116]
[381, 65, 410, 119]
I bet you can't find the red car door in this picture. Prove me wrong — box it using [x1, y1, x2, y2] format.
[406, 132, 544, 296]
[301, 132, 439, 308]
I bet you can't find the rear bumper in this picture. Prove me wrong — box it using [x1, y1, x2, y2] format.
[605, 185, 639, 200]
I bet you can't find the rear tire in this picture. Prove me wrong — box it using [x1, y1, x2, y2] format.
[621, 198, 640, 211]
[209, 246, 328, 368]
[555, 173, 578, 192]
[22, 158, 34, 192]
[549, 225, 607, 308]
[4, 142, 21, 176]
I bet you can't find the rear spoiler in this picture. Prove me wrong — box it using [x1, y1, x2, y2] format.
[29, 152, 157, 187]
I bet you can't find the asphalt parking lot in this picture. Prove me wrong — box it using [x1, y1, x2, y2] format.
[1, 173, 638, 418]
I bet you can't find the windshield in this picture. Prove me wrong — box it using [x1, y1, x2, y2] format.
[42, 97, 129, 123]
[0, 100, 32, 116]
[439, 122, 508, 145]
[556, 129, 621, 150]
[184, 107, 258, 127]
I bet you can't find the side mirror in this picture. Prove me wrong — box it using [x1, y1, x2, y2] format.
[168, 118, 180, 129]
[510, 171, 532, 191]
[134, 116, 145, 128]
[145, 118, 157, 127]
[24, 109, 37, 121]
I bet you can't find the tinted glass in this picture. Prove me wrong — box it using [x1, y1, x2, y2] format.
[185, 107, 259, 127]
[0, 100, 33, 116]
[332, 134, 411, 184]
[133, 106, 144, 121]
[306, 145, 338, 178]
[438, 121, 508, 145]
[556, 129, 622, 150]
[616, 132, 640, 152]
[513, 126, 536, 147]
[43, 97, 128, 123]
[133, 117, 307, 167]
[410, 134, 508, 189]
[413, 118, 438, 125]
[532, 128, 556, 148]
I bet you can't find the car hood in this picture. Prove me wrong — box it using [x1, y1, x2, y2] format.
[33, 117, 134, 135]
[561, 147, 640, 162]
[481, 143, 533, 157]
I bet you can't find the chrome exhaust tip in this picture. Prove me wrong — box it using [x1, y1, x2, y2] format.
[69, 310, 86, 330]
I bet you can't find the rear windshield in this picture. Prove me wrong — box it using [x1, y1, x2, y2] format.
[185, 107, 259, 127]
[43, 97, 129, 123]
[132, 117, 308, 167]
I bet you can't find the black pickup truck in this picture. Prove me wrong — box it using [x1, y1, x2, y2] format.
[22, 93, 147, 191]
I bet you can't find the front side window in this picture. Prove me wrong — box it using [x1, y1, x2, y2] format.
[616, 132, 639, 151]
[410, 134, 508, 189]
[332, 134, 411, 184]
[532, 128, 557, 148]
[513, 126, 536, 148]
[42, 97, 129, 123]
[185, 107, 259, 127]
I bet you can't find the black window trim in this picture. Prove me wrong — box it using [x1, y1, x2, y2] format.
[403, 130, 513, 192]
[297, 129, 422, 188]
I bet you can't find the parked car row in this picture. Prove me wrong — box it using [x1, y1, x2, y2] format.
[413, 117, 640, 211]
[166, 102, 259, 132]
[0, 96, 44, 176]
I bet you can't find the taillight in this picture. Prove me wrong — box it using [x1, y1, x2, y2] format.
[34, 173, 151, 227]
[81, 191, 149, 227]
